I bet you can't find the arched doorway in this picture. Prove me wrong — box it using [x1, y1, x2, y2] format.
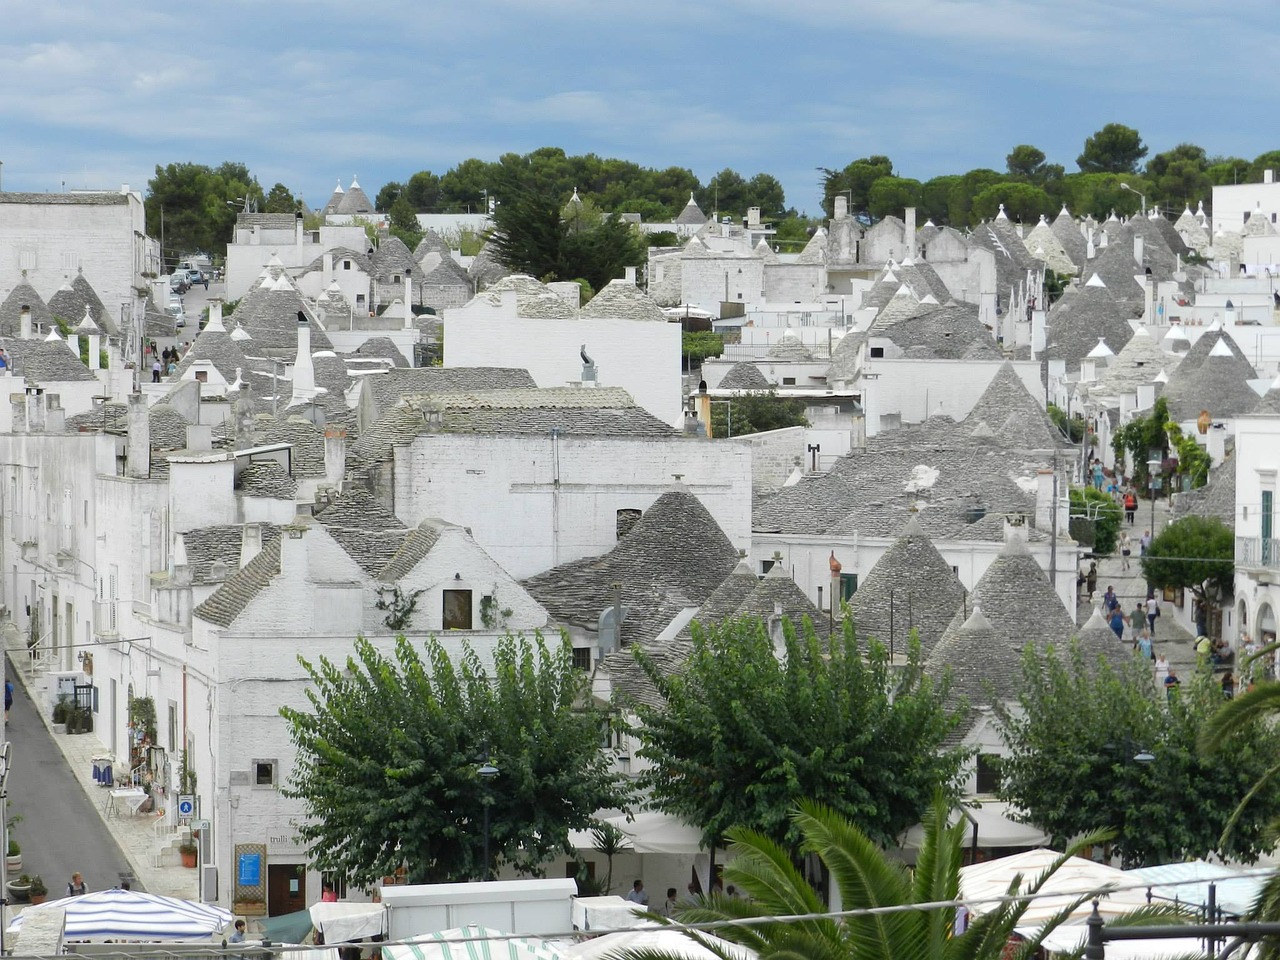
[1259, 603, 1277, 680]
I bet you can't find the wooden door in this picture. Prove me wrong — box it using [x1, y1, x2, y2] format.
[267, 864, 306, 916]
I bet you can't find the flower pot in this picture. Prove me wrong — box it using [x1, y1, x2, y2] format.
[234, 901, 266, 917]
[181, 849, 197, 868]
[6, 854, 21, 872]
[6, 880, 30, 903]
[52, 723, 66, 735]
[30, 892, 46, 904]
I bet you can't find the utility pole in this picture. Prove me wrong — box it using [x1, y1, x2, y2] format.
[1049, 452, 1059, 591]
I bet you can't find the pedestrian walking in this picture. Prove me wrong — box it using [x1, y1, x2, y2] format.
[1154, 652, 1170, 687]
[4, 679, 12, 721]
[1119, 532, 1132, 570]
[151, 359, 161, 383]
[1123, 490, 1138, 524]
[1136, 630, 1153, 661]
[1085, 561, 1098, 600]
[67, 872, 87, 896]
[1108, 606, 1127, 640]
[1140, 529, 1152, 556]
[1146, 594, 1160, 637]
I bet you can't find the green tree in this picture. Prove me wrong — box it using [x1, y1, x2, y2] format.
[145, 161, 264, 259]
[681, 331, 723, 368]
[1006, 144, 1053, 181]
[702, 168, 748, 218]
[438, 157, 499, 212]
[388, 196, 423, 250]
[404, 170, 442, 212]
[867, 176, 922, 219]
[821, 156, 893, 218]
[374, 181, 403, 212]
[744, 172, 786, 220]
[621, 795, 1171, 960]
[1165, 420, 1212, 488]
[919, 175, 961, 224]
[485, 184, 568, 280]
[561, 213, 647, 293]
[1069, 486, 1122, 555]
[281, 633, 628, 885]
[1249, 151, 1280, 184]
[946, 168, 1004, 227]
[1145, 143, 1207, 180]
[970, 181, 1054, 223]
[1078, 123, 1148, 174]
[1141, 516, 1234, 631]
[709, 390, 809, 437]
[1111, 396, 1170, 487]
[263, 182, 298, 214]
[998, 642, 1280, 867]
[1207, 156, 1250, 187]
[632, 617, 965, 850]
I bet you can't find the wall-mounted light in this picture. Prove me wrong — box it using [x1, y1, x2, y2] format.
[454, 572, 462, 581]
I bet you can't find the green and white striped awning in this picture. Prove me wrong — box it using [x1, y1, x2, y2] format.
[386, 925, 564, 960]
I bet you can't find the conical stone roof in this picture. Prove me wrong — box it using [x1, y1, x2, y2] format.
[0, 280, 54, 338]
[766, 333, 813, 361]
[848, 516, 966, 654]
[1161, 339, 1260, 421]
[718, 361, 772, 391]
[1045, 275, 1134, 372]
[963, 362, 1064, 450]
[674, 192, 707, 226]
[580, 279, 667, 322]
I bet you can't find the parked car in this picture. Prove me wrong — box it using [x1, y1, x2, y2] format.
[187, 268, 205, 285]
[169, 274, 189, 294]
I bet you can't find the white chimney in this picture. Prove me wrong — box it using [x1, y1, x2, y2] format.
[289, 312, 316, 406]
[904, 207, 918, 258]
[834, 195, 848, 219]
[45, 394, 65, 433]
[403, 270, 414, 329]
[1136, 382, 1156, 410]
[295, 214, 304, 247]
[19, 306, 31, 340]
[324, 426, 347, 486]
[624, 265, 637, 284]
[9, 395, 24, 433]
[185, 424, 212, 451]
[1267, 169, 1275, 185]
[322, 252, 333, 288]
[240, 523, 263, 568]
[207, 299, 224, 330]
[1035, 468, 1055, 530]
[126, 392, 150, 478]
[1133, 236, 1144, 268]
[747, 206, 760, 228]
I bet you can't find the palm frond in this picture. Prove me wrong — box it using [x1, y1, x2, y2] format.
[1200, 682, 1280, 752]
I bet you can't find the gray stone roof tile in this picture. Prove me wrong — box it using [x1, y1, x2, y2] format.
[1171, 456, 1235, 530]
[350, 337, 408, 368]
[365, 367, 538, 420]
[0, 336, 96, 382]
[580, 279, 668, 322]
[378, 520, 445, 582]
[718, 362, 772, 390]
[181, 524, 282, 584]
[0, 281, 54, 338]
[194, 538, 282, 628]
[963, 361, 1066, 450]
[1161, 339, 1259, 421]
[237, 461, 298, 499]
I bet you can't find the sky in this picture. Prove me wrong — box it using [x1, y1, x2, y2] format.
[2, 0, 1278, 216]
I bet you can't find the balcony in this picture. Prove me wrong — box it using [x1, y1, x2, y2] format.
[1237, 536, 1280, 574]
[93, 599, 119, 638]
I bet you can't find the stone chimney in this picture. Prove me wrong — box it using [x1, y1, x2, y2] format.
[1133, 235, 1144, 269]
[1035, 468, 1055, 531]
[834, 195, 848, 220]
[185, 424, 212, 451]
[9, 394, 24, 433]
[25, 387, 46, 432]
[1136, 381, 1156, 410]
[280, 520, 309, 577]
[240, 523, 264, 568]
[624, 265, 637, 283]
[126, 392, 150, 479]
[403, 269, 414, 329]
[45, 394, 65, 433]
[207, 299, 223, 330]
[289, 312, 316, 406]
[19, 306, 31, 340]
[295, 212, 304, 247]
[904, 207, 918, 259]
[324, 426, 347, 486]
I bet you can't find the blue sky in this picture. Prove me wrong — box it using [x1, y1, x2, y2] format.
[2, 0, 1276, 216]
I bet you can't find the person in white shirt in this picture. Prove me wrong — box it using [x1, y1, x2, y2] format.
[624, 879, 648, 905]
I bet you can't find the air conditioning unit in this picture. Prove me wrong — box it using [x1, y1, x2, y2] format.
[201, 865, 218, 903]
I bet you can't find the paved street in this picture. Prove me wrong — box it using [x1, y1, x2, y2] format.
[4, 655, 137, 896]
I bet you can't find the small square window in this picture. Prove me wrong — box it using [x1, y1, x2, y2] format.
[194, 371, 208, 383]
[343, 260, 352, 270]
[869, 346, 885, 358]
[572, 647, 592, 671]
[782, 377, 796, 386]
[254, 760, 276, 786]
[976, 753, 1004, 794]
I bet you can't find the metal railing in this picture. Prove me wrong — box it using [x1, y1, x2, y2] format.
[1237, 536, 1280, 569]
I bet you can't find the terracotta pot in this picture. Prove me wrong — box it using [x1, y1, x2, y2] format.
[30, 893, 46, 905]
[181, 849, 198, 868]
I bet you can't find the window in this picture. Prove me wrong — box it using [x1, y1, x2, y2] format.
[18, 250, 37, 270]
[443, 589, 473, 630]
[342, 260, 352, 270]
[869, 346, 885, 358]
[572, 647, 592, 671]
[760, 558, 776, 575]
[194, 371, 208, 383]
[782, 377, 796, 386]
[840, 573, 857, 601]
[1263, 490, 1274, 565]
[254, 760, 277, 786]
[616, 508, 642, 541]
[168, 702, 178, 752]
[975, 754, 1004, 794]
[392, 274, 402, 284]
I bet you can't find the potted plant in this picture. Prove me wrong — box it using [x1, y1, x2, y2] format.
[233, 896, 266, 916]
[29, 875, 46, 905]
[179, 840, 198, 868]
[6, 838, 20, 873]
[6, 875, 31, 903]
[51, 696, 70, 734]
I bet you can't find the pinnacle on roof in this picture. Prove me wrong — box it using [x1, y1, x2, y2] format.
[44, 327, 62, 342]
[1085, 273, 1107, 288]
[1208, 339, 1233, 358]
[1086, 337, 1115, 359]
[996, 204, 1008, 220]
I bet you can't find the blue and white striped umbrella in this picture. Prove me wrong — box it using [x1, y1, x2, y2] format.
[7, 888, 234, 940]
[385, 925, 565, 960]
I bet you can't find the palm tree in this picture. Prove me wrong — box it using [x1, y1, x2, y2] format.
[1201, 676, 1280, 958]
[617, 794, 1176, 960]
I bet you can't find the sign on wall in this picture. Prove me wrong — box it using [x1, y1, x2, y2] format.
[237, 852, 262, 887]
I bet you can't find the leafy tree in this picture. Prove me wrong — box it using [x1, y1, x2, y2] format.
[485, 185, 567, 280]
[1047, 403, 1085, 443]
[970, 182, 1053, 223]
[1145, 143, 1207, 180]
[919, 175, 961, 224]
[281, 633, 628, 885]
[1141, 516, 1234, 630]
[1061, 172, 1150, 219]
[1111, 396, 1170, 488]
[1068, 486, 1122, 555]
[438, 157, 499, 212]
[388, 196, 423, 250]
[709, 390, 809, 437]
[771, 215, 821, 251]
[682, 331, 723, 368]
[622, 795, 1173, 960]
[946, 168, 1004, 227]
[561, 213, 647, 293]
[867, 176, 922, 220]
[821, 156, 893, 218]
[1077, 123, 1148, 174]
[145, 160, 265, 259]
[1006, 144, 1052, 181]
[404, 170, 442, 212]
[998, 642, 1280, 868]
[1207, 156, 1250, 187]
[745, 172, 786, 220]
[263, 182, 299, 214]
[1249, 150, 1280, 184]
[702, 168, 748, 218]
[374, 181, 403, 212]
[1165, 420, 1212, 488]
[631, 617, 965, 850]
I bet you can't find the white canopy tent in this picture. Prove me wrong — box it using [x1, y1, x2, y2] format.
[6, 888, 232, 940]
[568, 811, 705, 856]
[308, 902, 387, 943]
[959, 849, 1150, 925]
[564, 927, 756, 960]
[383, 925, 564, 960]
[901, 801, 1050, 852]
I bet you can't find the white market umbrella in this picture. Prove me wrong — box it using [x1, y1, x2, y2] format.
[385, 925, 564, 960]
[565, 928, 755, 960]
[7, 888, 233, 940]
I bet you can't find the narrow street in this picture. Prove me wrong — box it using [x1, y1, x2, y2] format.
[4, 656, 138, 896]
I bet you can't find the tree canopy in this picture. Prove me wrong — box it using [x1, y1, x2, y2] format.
[709, 390, 809, 438]
[631, 617, 966, 850]
[281, 632, 629, 885]
[145, 161, 267, 264]
[1141, 515, 1235, 623]
[1077, 123, 1149, 174]
[998, 642, 1280, 867]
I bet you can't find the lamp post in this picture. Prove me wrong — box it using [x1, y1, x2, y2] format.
[1120, 182, 1147, 217]
[476, 756, 499, 881]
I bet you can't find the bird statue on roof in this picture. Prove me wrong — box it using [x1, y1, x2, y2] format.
[829, 550, 842, 575]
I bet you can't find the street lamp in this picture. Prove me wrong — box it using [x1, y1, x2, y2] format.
[476, 756, 499, 881]
[1119, 183, 1147, 217]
